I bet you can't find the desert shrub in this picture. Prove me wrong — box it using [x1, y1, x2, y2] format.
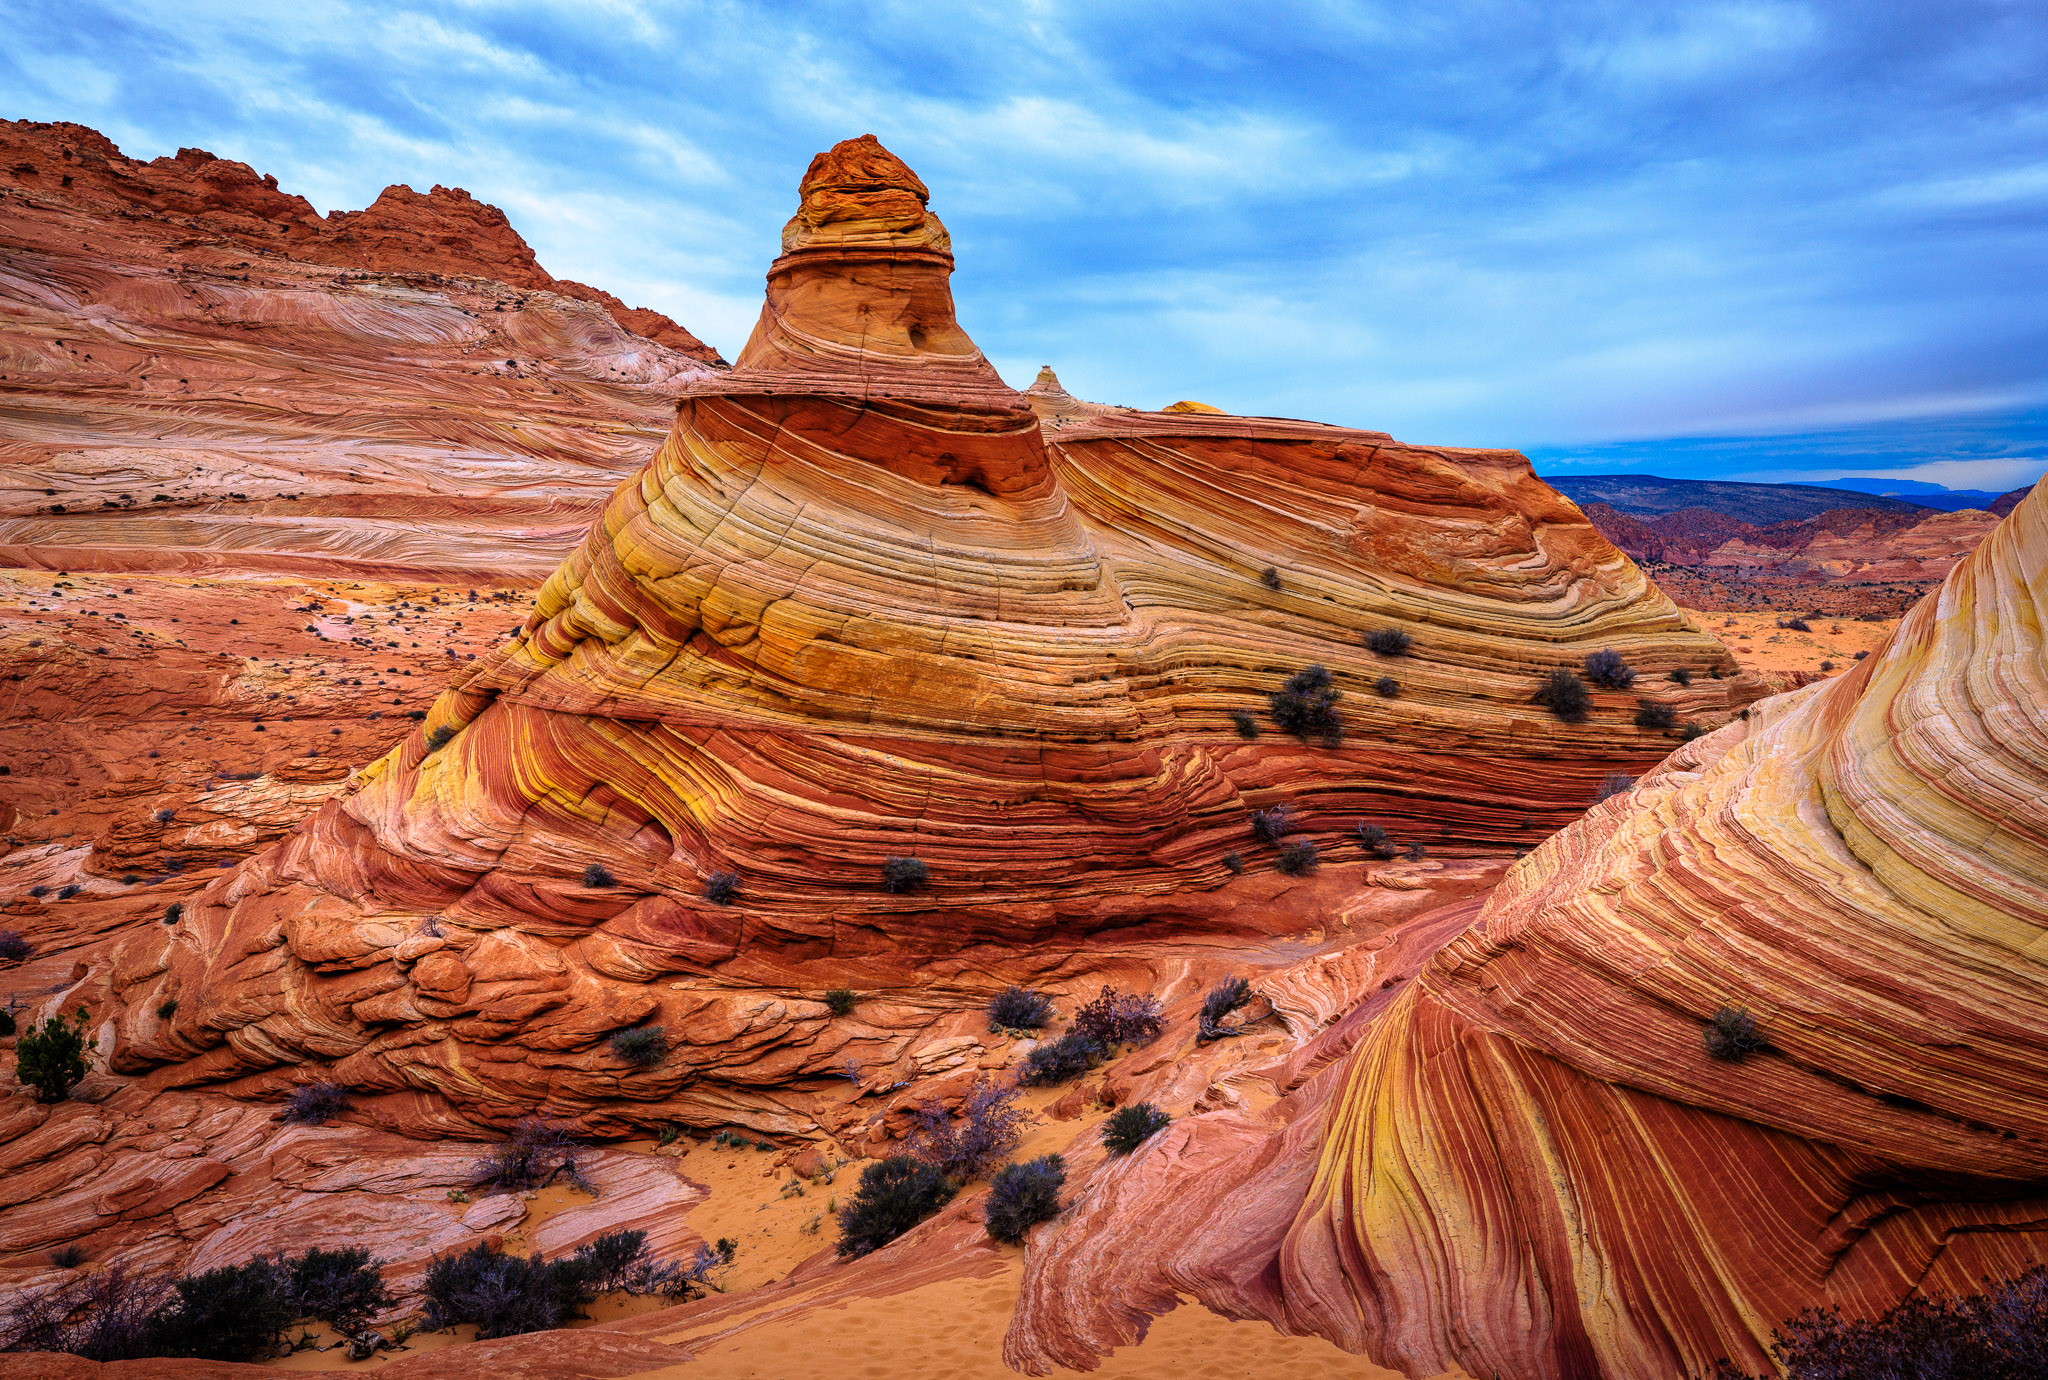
[1634, 701, 1676, 731]
[282, 1080, 349, 1125]
[1072, 986, 1164, 1047]
[147, 1257, 296, 1362]
[1584, 649, 1636, 689]
[0, 1260, 169, 1361]
[154, 808, 176, 823]
[17, 1007, 89, 1102]
[1854, 649, 1869, 660]
[985, 1154, 1066, 1244]
[1703, 1005, 1767, 1062]
[472, 1117, 588, 1193]
[1229, 708, 1260, 739]
[581, 862, 615, 888]
[0, 930, 29, 963]
[283, 1246, 391, 1336]
[703, 870, 739, 905]
[1248, 803, 1292, 844]
[50, 1246, 85, 1269]
[1198, 976, 1254, 1041]
[1703, 1266, 2048, 1380]
[420, 1241, 592, 1339]
[1374, 675, 1400, 697]
[1535, 668, 1591, 723]
[987, 986, 1054, 1031]
[1017, 1031, 1106, 1086]
[1258, 566, 1282, 590]
[1101, 1102, 1171, 1157]
[1221, 851, 1245, 874]
[56, 884, 79, 900]
[1356, 823, 1396, 860]
[569, 1230, 648, 1293]
[1779, 617, 1812, 632]
[610, 1025, 669, 1069]
[836, 1155, 957, 1258]
[1276, 839, 1320, 875]
[154, 999, 178, 1020]
[162, 903, 182, 925]
[881, 856, 929, 893]
[823, 988, 858, 1017]
[1365, 627, 1412, 656]
[1593, 773, 1636, 804]
[1679, 722, 1707, 742]
[1269, 664, 1342, 744]
[1819, 660, 1835, 672]
[1671, 666, 1693, 686]
[1405, 842, 1428, 861]
[424, 725, 456, 751]
[906, 1078, 1031, 1180]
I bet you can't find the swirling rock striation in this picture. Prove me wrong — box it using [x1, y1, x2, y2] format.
[1011, 482, 2048, 1377]
[88, 136, 1757, 1139]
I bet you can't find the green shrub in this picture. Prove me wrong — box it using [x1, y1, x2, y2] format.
[1276, 839, 1319, 875]
[581, 863, 615, 888]
[284, 1246, 391, 1336]
[1229, 709, 1259, 739]
[1704, 1005, 1767, 1062]
[823, 989, 858, 1017]
[880, 857, 929, 893]
[425, 725, 456, 751]
[146, 1258, 296, 1362]
[984, 1155, 1065, 1244]
[1535, 668, 1591, 723]
[17, 1008, 89, 1102]
[1269, 664, 1342, 745]
[836, 1156, 956, 1258]
[1100, 1103, 1171, 1157]
[609, 1025, 668, 1069]
[1018, 1032, 1106, 1086]
[986, 987, 1053, 1031]
[420, 1242, 591, 1338]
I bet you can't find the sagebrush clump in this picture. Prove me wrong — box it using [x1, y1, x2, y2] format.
[1356, 822, 1396, 860]
[906, 1078, 1030, 1180]
[1374, 675, 1400, 698]
[609, 1025, 669, 1069]
[1703, 1266, 2048, 1380]
[823, 988, 858, 1017]
[703, 870, 739, 905]
[424, 725, 456, 751]
[880, 856, 929, 893]
[16, 1008, 89, 1102]
[1229, 708, 1260, 739]
[984, 1155, 1065, 1244]
[420, 1241, 590, 1339]
[1071, 986, 1164, 1047]
[1634, 700, 1676, 731]
[1101, 1102, 1171, 1157]
[1276, 839, 1319, 875]
[986, 986, 1054, 1031]
[1197, 976, 1254, 1042]
[282, 1080, 349, 1126]
[1017, 1031, 1106, 1086]
[472, 1118, 588, 1193]
[1535, 668, 1592, 723]
[581, 863, 615, 888]
[1584, 649, 1636, 689]
[0, 930, 28, 963]
[836, 1156, 957, 1259]
[1269, 664, 1342, 744]
[1592, 773, 1636, 804]
[1248, 803, 1293, 845]
[1365, 627, 1412, 656]
[1703, 1005, 1768, 1062]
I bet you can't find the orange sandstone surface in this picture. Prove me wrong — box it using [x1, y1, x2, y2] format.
[27, 135, 2016, 1380]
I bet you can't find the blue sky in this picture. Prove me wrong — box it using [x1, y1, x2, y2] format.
[4, 1, 2044, 489]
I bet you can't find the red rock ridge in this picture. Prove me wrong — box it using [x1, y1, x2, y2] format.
[0, 119, 725, 365]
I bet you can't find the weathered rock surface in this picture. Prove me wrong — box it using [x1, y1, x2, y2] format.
[1009, 484, 2048, 1377]
[25, 134, 1761, 1146]
[0, 120, 721, 584]
[1583, 499, 2002, 615]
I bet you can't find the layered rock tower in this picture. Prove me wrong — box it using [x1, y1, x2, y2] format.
[111, 137, 1753, 1132]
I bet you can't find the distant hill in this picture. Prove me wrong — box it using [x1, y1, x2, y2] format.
[1545, 474, 1930, 523]
[1816, 477, 2018, 512]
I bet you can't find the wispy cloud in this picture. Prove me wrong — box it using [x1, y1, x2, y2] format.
[0, 0, 2042, 484]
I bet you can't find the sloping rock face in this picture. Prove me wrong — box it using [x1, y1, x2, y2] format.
[53, 135, 1765, 1144]
[0, 119, 720, 582]
[1012, 485, 2048, 1377]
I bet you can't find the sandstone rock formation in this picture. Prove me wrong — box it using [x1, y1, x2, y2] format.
[0, 120, 721, 583]
[1010, 482, 2048, 1377]
[27, 133, 1763, 1148]
[1582, 499, 2002, 615]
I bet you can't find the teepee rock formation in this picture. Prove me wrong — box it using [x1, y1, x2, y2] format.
[1010, 483, 2048, 1378]
[93, 137, 1756, 1139]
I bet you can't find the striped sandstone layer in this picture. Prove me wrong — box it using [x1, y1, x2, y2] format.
[64, 136, 1767, 1140]
[1010, 481, 2048, 1377]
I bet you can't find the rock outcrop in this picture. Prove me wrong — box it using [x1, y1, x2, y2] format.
[44, 135, 1761, 1146]
[0, 119, 721, 583]
[1010, 482, 2048, 1377]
